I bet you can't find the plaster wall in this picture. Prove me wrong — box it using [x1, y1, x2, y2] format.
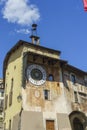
[4, 46, 23, 129]
[20, 111, 71, 130]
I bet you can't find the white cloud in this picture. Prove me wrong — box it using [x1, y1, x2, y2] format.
[2, 0, 40, 26]
[15, 28, 30, 34]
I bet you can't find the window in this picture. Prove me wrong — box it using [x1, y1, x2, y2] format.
[48, 74, 54, 81]
[5, 94, 8, 110]
[11, 78, 13, 91]
[0, 100, 3, 111]
[9, 78, 13, 106]
[71, 74, 76, 84]
[0, 100, 3, 107]
[9, 120, 11, 130]
[74, 91, 78, 103]
[44, 90, 50, 100]
[9, 92, 13, 106]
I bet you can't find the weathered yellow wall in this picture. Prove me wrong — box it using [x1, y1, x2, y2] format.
[4, 46, 23, 129]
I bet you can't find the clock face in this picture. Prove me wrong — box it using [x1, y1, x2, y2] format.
[27, 64, 46, 85]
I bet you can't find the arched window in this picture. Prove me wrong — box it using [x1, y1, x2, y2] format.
[48, 74, 54, 81]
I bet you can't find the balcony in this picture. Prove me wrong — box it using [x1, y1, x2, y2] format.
[78, 85, 87, 94]
[72, 83, 87, 95]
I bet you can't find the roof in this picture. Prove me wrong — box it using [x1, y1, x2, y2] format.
[64, 64, 87, 75]
[5, 40, 61, 58]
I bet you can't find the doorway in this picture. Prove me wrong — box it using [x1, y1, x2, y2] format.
[73, 118, 83, 130]
[69, 111, 86, 130]
[46, 120, 55, 130]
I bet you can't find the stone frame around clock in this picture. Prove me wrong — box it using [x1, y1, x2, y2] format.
[26, 64, 46, 86]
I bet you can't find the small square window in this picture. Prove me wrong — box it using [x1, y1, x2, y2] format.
[44, 90, 50, 100]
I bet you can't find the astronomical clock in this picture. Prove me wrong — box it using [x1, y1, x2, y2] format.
[26, 64, 46, 86]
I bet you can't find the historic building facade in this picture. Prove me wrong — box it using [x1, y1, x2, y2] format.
[3, 25, 87, 130]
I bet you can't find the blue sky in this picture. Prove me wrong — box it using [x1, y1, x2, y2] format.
[0, 0, 87, 78]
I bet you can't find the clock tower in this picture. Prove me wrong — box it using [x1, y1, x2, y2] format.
[20, 25, 70, 130]
[3, 24, 72, 130]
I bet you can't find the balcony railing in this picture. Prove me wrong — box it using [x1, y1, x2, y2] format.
[72, 83, 87, 94]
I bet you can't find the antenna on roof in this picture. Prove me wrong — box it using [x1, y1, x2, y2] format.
[30, 24, 40, 45]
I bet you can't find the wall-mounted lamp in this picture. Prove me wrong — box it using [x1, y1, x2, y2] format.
[17, 94, 22, 102]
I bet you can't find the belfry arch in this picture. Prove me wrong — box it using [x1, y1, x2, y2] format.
[69, 111, 87, 130]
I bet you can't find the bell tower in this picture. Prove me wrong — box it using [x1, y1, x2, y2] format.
[30, 24, 40, 45]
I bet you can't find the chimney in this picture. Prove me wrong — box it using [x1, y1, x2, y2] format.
[30, 24, 40, 45]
